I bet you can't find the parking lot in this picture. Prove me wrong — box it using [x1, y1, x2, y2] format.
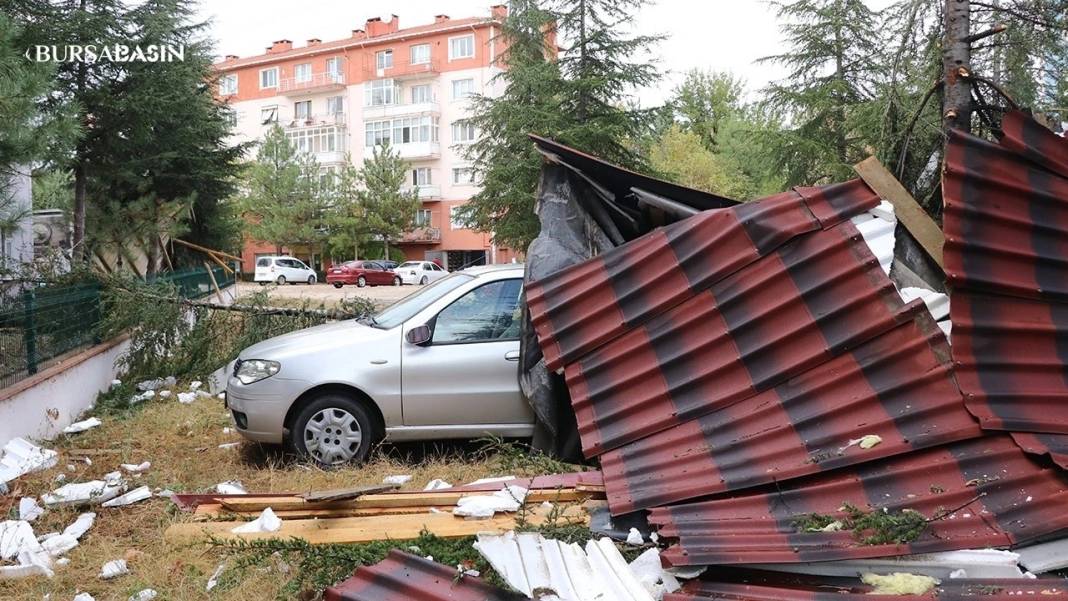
[235, 280, 419, 308]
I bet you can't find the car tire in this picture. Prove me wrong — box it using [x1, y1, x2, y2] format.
[276, 275, 286, 285]
[332, 282, 343, 289]
[357, 276, 366, 288]
[307, 275, 316, 285]
[392, 276, 401, 286]
[419, 276, 429, 285]
[258, 282, 267, 287]
[288, 393, 378, 466]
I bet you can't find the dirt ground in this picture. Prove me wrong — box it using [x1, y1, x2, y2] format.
[235, 280, 418, 308]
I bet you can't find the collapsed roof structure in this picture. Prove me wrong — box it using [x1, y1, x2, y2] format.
[521, 110, 1068, 573]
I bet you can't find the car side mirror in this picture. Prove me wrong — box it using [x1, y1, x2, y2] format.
[406, 324, 431, 345]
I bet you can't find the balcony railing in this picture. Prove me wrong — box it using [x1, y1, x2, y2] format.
[362, 100, 440, 120]
[284, 113, 346, 128]
[365, 56, 441, 81]
[393, 141, 440, 160]
[401, 227, 442, 244]
[280, 71, 346, 94]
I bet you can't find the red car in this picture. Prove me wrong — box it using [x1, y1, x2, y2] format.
[326, 261, 401, 288]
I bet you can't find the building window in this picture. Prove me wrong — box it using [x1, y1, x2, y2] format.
[412, 167, 432, 186]
[259, 67, 278, 89]
[218, 74, 237, 96]
[449, 205, 465, 228]
[261, 106, 278, 124]
[449, 34, 474, 60]
[452, 167, 474, 185]
[365, 120, 392, 146]
[326, 57, 342, 75]
[285, 126, 343, 155]
[451, 122, 476, 143]
[365, 79, 397, 106]
[326, 96, 344, 115]
[294, 100, 312, 120]
[411, 84, 432, 104]
[376, 49, 393, 70]
[223, 110, 237, 126]
[415, 208, 432, 227]
[294, 63, 311, 83]
[410, 43, 430, 65]
[451, 78, 474, 99]
[393, 116, 438, 144]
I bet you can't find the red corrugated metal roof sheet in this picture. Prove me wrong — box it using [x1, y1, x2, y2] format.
[526, 180, 880, 373]
[664, 568, 1067, 600]
[648, 436, 1068, 566]
[324, 550, 525, 601]
[943, 110, 1068, 437]
[600, 311, 982, 513]
[564, 218, 920, 457]
[1010, 432, 1068, 470]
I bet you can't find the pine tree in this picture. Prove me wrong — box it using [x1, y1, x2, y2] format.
[358, 142, 419, 262]
[327, 156, 370, 262]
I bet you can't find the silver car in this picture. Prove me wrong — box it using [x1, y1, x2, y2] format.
[226, 264, 533, 465]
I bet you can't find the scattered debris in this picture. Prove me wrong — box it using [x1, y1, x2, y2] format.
[120, 462, 151, 474]
[215, 481, 246, 494]
[453, 486, 528, 518]
[230, 507, 282, 533]
[129, 390, 154, 404]
[466, 475, 516, 486]
[205, 562, 226, 591]
[62, 418, 103, 434]
[382, 474, 412, 486]
[98, 558, 129, 579]
[217, 442, 240, 449]
[299, 483, 399, 502]
[0, 438, 59, 484]
[19, 498, 44, 522]
[158, 390, 172, 399]
[127, 589, 157, 601]
[860, 571, 938, 595]
[42, 480, 124, 507]
[423, 479, 452, 491]
[136, 376, 175, 391]
[176, 392, 196, 404]
[73, 593, 95, 601]
[0, 520, 39, 561]
[110, 379, 122, 387]
[101, 486, 152, 508]
[626, 527, 644, 546]
[189, 380, 202, 390]
[325, 550, 522, 601]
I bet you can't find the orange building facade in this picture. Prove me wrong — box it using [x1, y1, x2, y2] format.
[213, 6, 522, 273]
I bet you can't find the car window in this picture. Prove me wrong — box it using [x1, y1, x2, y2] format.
[432, 278, 523, 344]
[296, 261, 308, 269]
[432, 264, 443, 271]
[256, 258, 271, 267]
[370, 273, 475, 329]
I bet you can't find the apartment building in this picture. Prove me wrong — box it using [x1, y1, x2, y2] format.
[213, 5, 521, 272]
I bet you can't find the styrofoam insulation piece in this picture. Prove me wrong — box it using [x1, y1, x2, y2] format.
[466, 475, 516, 486]
[851, 201, 896, 276]
[382, 474, 412, 485]
[630, 547, 680, 599]
[62, 513, 96, 540]
[626, 528, 644, 545]
[42, 481, 124, 507]
[62, 417, 102, 434]
[231, 507, 281, 533]
[423, 479, 452, 491]
[128, 589, 158, 601]
[453, 485, 528, 518]
[744, 548, 1025, 580]
[206, 562, 226, 591]
[73, 593, 95, 601]
[19, 498, 44, 522]
[101, 486, 152, 508]
[1016, 539, 1068, 574]
[215, 481, 246, 494]
[900, 286, 950, 321]
[0, 438, 58, 484]
[0, 520, 42, 561]
[98, 558, 128, 579]
[177, 392, 196, 404]
[585, 538, 656, 601]
[473, 531, 532, 595]
[120, 462, 151, 474]
[0, 558, 53, 580]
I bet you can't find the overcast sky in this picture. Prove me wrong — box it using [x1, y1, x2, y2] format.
[198, 0, 892, 106]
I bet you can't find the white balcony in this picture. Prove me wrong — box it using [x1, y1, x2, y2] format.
[315, 150, 347, 165]
[406, 184, 441, 199]
[280, 71, 346, 95]
[284, 113, 346, 128]
[361, 101, 440, 120]
[394, 142, 440, 160]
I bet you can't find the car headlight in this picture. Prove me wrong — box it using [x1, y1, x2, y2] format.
[235, 359, 280, 385]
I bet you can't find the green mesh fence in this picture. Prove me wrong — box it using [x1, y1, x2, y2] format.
[0, 264, 237, 389]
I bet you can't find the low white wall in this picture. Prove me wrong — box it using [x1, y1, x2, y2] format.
[0, 282, 238, 445]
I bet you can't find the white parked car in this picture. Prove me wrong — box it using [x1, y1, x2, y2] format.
[254, 256, 317, 285]
[397, 260, 448, 285]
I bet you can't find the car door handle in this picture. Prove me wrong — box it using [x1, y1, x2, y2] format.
[504, 350, 520, 361]
[370, 359, 388, 365]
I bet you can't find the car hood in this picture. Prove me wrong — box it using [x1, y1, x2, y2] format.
[238, 319, 395, 361]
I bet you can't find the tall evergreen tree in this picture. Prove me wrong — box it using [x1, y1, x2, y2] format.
[327, 156, 371, 262]
[670, 70, 746, 152]
[357, 142, 419, 262]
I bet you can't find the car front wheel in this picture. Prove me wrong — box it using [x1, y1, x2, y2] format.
[392, 276, 401, 286]
[276, 275, 286, 285]
[419, 276, 429, 285]
[357, 276, 366, 288]
[307, 275, 316, 285]
[332, 282, 343, 289]
[289, 394, 376, 465]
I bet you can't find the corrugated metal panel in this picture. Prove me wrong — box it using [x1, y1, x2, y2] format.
[1010, 432, 1068, 470]
[526, 180, 880, 372]
[664, 568, 1066, 600]
[600, 312, 982, 513]
[323, 549, 525, 601]
[565, 219, 921, 457]
[649, 436, 1068, 565]
[943, 114, 1068, 436]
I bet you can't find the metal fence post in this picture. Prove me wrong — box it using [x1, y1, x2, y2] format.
[22, 288, 37, 375]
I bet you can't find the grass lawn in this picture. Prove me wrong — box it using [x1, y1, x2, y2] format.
[0, 386, 568, 600]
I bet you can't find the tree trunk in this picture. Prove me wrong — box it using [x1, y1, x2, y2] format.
[383, 239, 390, 262]
[72, 160, 86, 262]
[942, 0, 972, 133]
[353, 238, 359, 261]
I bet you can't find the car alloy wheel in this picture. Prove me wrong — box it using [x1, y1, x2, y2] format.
[419, 276, 428, 285]
[392, 276, 401, 286]
[303, 407, 362, 465]
[357, 276, 366, 287]
[276, 275, 287, 285]
[307, 275, 316, 285]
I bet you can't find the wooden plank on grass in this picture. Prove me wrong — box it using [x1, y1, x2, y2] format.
[300, 483, 398, 503]
[219, 488, 592, 512]
[193, 503, 444, 520]
[166, 505, 589, 545]
[854, 156, 944, 268]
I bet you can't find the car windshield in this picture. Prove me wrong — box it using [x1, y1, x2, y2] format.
[398, 262, 420, 269]
[366, 273, 474, 329]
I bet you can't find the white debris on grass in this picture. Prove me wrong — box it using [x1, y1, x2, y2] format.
[630, 546, 681, 599]
[423, 479, 452, 491]
[156, 489, 175, 498]
[189, 381, 202, 390]
[861, 572, 938, 595]
[42, 480, 124, 507]
[128, 589, 158, 601]
[218, 442, 240, 449]
[206, 563, 226, 591]
[625, 528, 644, 546]
[231, 507, 281, 533]
[215, 481, 246, 494]
[98, 558, 129, 579]
[383, 474, 412, 486]
[158, 390, 172, 399]
[101, 486, 152, 508]
[0, 520, 40, 560]
[222, 427, 233, 434]
[0, 438, 59, 485]
[136, 376, 175, 391]
[110, 379, 122, 387]
[129, 390, 155, 404]
[120, 462, 151, 474]
[177, 392, 196, 404]
[466, 475, 516, 486]
[453, 485, 528, 519]
[63, 418, 102, 434]
[73, 593, 95, 601]
[62, 513, 95, 540]
[19, 498, 44, 522]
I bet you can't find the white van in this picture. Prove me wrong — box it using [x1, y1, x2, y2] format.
[254, 256, 317, 285]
